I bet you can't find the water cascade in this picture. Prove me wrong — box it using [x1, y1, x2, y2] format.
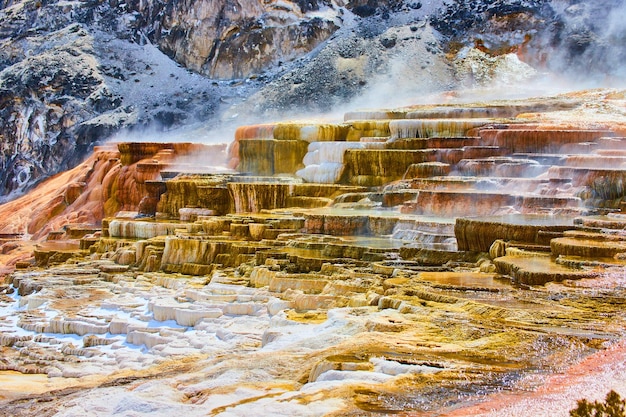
[297, 141, 384, 184]
[389, 118, 495, 138]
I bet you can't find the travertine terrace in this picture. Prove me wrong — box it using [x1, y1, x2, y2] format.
[2, 90, 626, 416]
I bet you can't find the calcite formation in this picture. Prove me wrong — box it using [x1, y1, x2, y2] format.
[2, 90, 626, 415]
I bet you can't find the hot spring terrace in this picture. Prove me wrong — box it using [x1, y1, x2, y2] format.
[27, 101, 626, 288]
[4, 97, 626, 415]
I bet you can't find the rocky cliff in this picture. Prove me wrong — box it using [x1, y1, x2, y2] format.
[1, 0, 625, 199]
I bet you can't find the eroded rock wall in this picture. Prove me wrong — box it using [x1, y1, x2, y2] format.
[127, 0, 340, 79]
[0, 25, 119, 198]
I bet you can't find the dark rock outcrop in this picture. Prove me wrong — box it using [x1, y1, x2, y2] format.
[430, 0, 626, 81]
[0, 25, 118, 197]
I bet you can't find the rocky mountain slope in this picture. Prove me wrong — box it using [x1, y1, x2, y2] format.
[1, 0, 625, 199]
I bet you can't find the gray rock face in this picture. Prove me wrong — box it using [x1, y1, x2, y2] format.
[0, 25, 112, 197]
[125, 0, 430, 81]
[127, 0, 340, 79]
[228, 17, 456, 117]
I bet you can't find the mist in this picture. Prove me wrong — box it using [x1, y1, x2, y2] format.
[339, 0, 626, 114]
[546, 0, 626, 86]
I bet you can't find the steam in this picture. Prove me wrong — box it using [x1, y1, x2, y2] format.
[104, 115, 242, 172]
[340, 0, 626, 114]
[548, 0, 626, 86]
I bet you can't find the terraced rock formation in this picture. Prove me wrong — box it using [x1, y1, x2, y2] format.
[2, 90, 626, 415]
